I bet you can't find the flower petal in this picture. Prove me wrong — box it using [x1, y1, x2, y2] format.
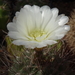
[16, 8, 35, 33]
[24, 5, 42, 29]
[40, 5, 52, 30]
[8, 31, 28, 40]
[44, 8, 59, 32]
[56, 14, 65, 21]
[44, 20, 59, 33]
[58, 16, 69, 26]
[31, 5, 42, 29]
[7, 22, 16, 31]
[32, 5, 40, 12]
[51, 8, 59, 19]
[47, 25, 70, 40]
[24, 5, 32, 10]
[12, 40, 57, 49]
[37, 40, 57, 48]
[12, 40, 39, 49]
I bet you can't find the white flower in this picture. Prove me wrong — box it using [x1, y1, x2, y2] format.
[7, 5, 70, 49]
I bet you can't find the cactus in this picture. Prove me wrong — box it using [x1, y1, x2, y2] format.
[6, 36, 75, 75]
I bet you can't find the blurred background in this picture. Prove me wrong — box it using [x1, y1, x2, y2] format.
[0, 0, 75, 75]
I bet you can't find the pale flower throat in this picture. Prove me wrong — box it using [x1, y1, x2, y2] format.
[29, 29, 46, 42]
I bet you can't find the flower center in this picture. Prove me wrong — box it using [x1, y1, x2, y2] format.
[29, 30, 46, 42]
